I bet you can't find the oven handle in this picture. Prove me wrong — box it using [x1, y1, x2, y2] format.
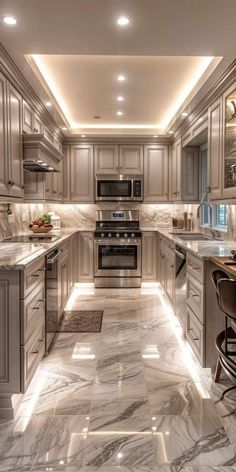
[47, 250, 62, 264]
[94, 239, 142, 246]
[174, 249, 186, 260]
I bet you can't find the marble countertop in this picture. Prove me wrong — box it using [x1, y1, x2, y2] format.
[142, 228, 236, 260]
[0, 228, 92, 270]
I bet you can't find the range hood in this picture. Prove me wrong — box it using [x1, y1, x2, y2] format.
[23, 134, 63, 172]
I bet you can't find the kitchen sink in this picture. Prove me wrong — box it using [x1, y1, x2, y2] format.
[170, 232, 222, 241]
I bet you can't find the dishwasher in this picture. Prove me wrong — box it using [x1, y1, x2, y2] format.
[174, 245, 187, 330]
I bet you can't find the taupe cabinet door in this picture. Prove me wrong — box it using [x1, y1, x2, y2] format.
[119, 145, 143, 174]
[171, 139, 181, 201]
[0, 72, 9, 197]
[144, 145, 169, 202]
[78, 232, 94, 282]
[7, 82, 23, 198]
[70, 145, 94, 202]
[171, 139, 199, 202]
[142, 232, 157, 281]
[95, 145, 119, 174]
[0, 272, 21, 393]
[208, 97, 223, 199]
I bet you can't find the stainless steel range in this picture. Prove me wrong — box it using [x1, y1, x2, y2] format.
[94, 210, 142, 288]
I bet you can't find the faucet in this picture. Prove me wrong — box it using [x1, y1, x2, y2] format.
[196, 191, 213, 226]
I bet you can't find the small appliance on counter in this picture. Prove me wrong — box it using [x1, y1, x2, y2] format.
[48, 212, 61, 230]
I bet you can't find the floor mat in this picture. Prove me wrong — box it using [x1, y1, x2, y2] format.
[57, 310, 103, 333]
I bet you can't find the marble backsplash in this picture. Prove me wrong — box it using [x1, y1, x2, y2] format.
[0, 201, 235, 241]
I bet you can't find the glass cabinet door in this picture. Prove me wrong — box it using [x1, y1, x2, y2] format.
[224, 84, 236, 192]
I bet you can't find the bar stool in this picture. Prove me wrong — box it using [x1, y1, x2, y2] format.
[212, 270, 236, 401]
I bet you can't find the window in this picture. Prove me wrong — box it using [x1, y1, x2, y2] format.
[200, 146, 228, 230]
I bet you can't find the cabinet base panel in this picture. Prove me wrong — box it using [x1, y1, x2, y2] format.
[95, 277, 141, 288]
[0, 393, 23, 419]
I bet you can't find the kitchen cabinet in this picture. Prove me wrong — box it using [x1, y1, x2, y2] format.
[78, 232, 94, 282]
[69, 233, 79, 288]
[144, 144, 169, 202]
[70, 144, 94, 202]
[0, 76, 23, 199]
[171, 138, 199, 202]
[222, 82, 236, 198]
[0, 71, 9, 197]
[142, 232, 157, 281]
[94, 145, 119, 174]
[7, 82, 24, 198]
[157, 235, 175, 303]
[95, 145, 143, 175]
[23, 100, 44, 134]
[208, 97, 223, 199]
[119, 145, 143, 174]
[62, 145, 70, 201]
[182, 112, 208, 147]
[59, 252, 69, 313]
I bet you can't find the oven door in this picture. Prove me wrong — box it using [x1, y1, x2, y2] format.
[94, 239, 141, 277]
[96, 176, 132, 201]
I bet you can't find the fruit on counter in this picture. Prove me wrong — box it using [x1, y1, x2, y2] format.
[29, 213, 53, 229]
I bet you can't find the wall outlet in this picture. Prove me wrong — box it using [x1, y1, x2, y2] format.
[8, 214, 15, 224]
[21, 213, 27, 222]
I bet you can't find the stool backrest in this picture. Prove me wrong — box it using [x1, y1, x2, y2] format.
[218, 279, 236, 321]
[212, 269, 230, 312]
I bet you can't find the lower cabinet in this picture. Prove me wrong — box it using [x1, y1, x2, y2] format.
[58, 242, 70, 313]
[78, 232, 94, 282]
[158, 235, 175, 303]
[142, 232, 157, 281]
[69, 233, 79, 287]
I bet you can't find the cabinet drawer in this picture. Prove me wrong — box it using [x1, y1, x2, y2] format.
[187, 253, 205, 283]
[21, 317, 45, 392]
[186, 274, 205, 324]
[21, 257, 45, 299]
[21, 281, 45, 345]
[186, 306, 205, 365]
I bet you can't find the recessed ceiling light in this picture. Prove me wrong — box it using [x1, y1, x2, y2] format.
[182, 112, 188, 117]
[45, 101, 52, 107]
[168, 130, 174, 134]
[3, 16, 17, 25]
[117, 16, 130, 26]
[117, 111, 123, 116]
[153, 135, 158, 138]
[62, 127, 67, 131]
[117, 75, 126, 82]
[81, 134, 86, 137]
[117, 96, 124, 102]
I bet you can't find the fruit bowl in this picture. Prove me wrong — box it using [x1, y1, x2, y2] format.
[29, 226, 53, 234]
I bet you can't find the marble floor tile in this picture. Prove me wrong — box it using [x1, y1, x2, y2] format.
[33, 415, 89, 471]
[84, 432, 155, 469]
[0, 416, 51, 472]
[89, 397, 151, 420]
[152, 415, 236, 467]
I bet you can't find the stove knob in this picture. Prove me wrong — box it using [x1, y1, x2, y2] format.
[116, 233, 120, 238]
[131, 232, 135, 238]
[124, 233, 128, 238]
[101, 233, 105, 238]
[108, 233, 112, 238]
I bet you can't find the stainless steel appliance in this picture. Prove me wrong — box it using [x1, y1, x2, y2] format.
[95, 175, 143, 202]
[46, 248, 62, 351]
[174, 245, 187, 329]
[94, 210, 142, 288]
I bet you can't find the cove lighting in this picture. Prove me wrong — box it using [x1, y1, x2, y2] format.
[117, 16, 130, 26]
[3, 16, 17, 25]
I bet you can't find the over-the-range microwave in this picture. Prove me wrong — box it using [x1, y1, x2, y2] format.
[95, 175, 143, 202]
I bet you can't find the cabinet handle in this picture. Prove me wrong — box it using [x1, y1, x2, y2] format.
[21, 185, 26, 189]
[207, 186, 211, 193]
[188, 329, 199, 341]
[32, 268, 45, 277]
[53, 190, 57, 193]
[172, 191, 177, 196]
[189, 288, 198, 297]
[32, 299, 44, 310]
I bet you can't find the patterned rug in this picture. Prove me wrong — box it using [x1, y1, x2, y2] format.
[57, 310, 103, 333]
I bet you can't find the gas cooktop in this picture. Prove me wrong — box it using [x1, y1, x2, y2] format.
[2, 235, 61, 243]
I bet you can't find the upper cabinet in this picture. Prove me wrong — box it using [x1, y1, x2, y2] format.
[70, 144, 94, 202]
[144, 144, 169, 202]
[171, 138, 199, 202]
[23, 100, 44, 134]
[0, 73, 23, 200]
[223, 83, 236, 198]
[94, 145, 143, 175]
[208, 97, 223, 199]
